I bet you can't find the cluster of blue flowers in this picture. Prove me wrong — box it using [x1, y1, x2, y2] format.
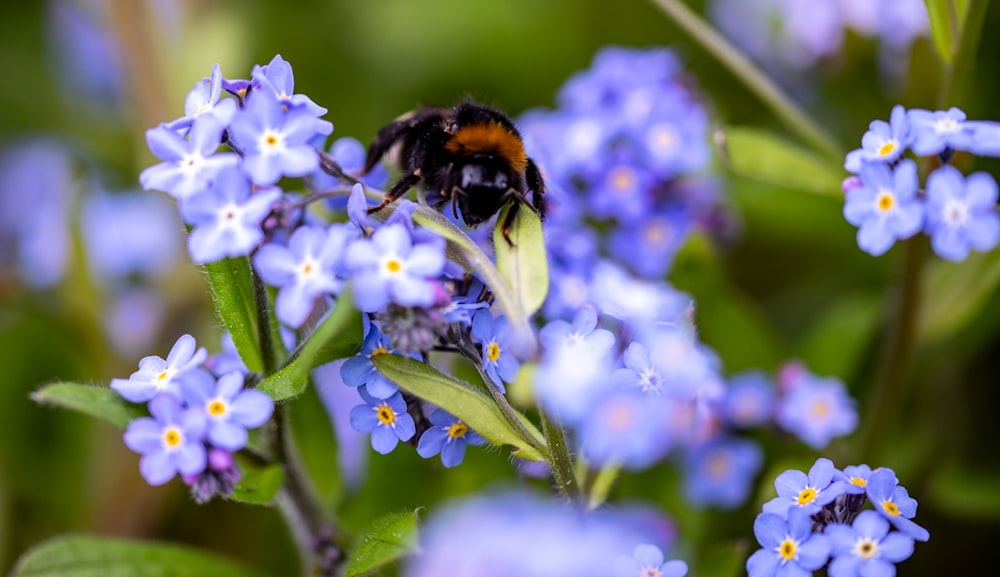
[748, 457, 928, 577]
[534, 294, 858, 508]
[520, 46, 724, 284]
[404, 491, 685, 577]
[843, 105, 1000, 260]
[710, 0, 928, 77]
[140, 55, 506, 470]
[110, 334, 273, 501]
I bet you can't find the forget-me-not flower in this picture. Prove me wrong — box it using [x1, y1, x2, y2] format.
[826, 510, 915, 577]
[140, 115, 238, 201]
[924, 165, 1000, 261]
[123, 394, 208, 486]
[416, 408, 487, 468]
[181, 371, 274, 451]
[111, 333, 208, 402]
[843, 159, 924, 256]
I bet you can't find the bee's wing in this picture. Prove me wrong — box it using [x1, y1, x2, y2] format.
[363, 106, 455, 174]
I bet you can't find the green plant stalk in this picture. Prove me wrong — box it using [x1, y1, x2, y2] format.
[252, 265, 278, 375]
[273, 406, 344, 576]
[647, 0, 843, 162]
[539, 407, 583, 502]
[938, 0, 990, 107]
[587, 463, 622, 510]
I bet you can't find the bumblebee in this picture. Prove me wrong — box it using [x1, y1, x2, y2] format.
[362, 101, 546, 245]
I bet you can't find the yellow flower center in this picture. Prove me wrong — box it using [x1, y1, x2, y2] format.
[856, 538, 878, 560]
[371, 346, 389, 358]
[881, 500, 900, 517]
[163, 427, 182, 448]
[779, 538, 797, 561]
[850, 477, 867, 488]
[796, 487, 817, 506]
[609, 166, 635, 193]
[810, 400, 830, 418]
[264, 133, 279, 148]
[878, 141, 896, 157]
[376, 404, 396, 426]
[156, 370, 169, 382]
[385, 259, 402, 273]
[487, 342, 501, 362]
[447, 422, 469, 439]
[208, 400, 227, 417]
[877, 192, 894, 212]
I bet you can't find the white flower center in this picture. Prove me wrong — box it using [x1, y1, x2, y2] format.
[943, 199, 969, 227]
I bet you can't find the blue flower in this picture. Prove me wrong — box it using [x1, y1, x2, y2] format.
[111, 334, 208, 402]
[340, 323, 402, 399]
[535, 334, 616, 424]
[123, 394, 207, 486]
[608, 207, 691, 278]
[578, 388, 671, 469]
[471, 309, 520, 392]
[539, 306, 615, 353]
[775, 370, 857, 449]
[762, 457, 847, 518]
[251, 54, 327, 117]
[180, 167, 281, 263]
[404, 490, 657, 577]
[611, 342, 665, 394]
[254, 223, 355, 327]
[228, 89, 332, 186]
[746, 508, 831, 577]
[344, 222, 446, 313]
[207, 332, 248, 377]
[80, 190, 183, 281]
[837, 464, 875, 495]
[865, 468, 930, 542]
[826, 510, 915, 577]
[722, 370, 775, 428]
[843, 159, 924, 256]
[349, 389, 416, 454]
[416, 408, 487, 467]
[924, 165, 1000, 261]
[845, 105, 910, 173]
[167, 63, 238, 133]
[181, 371, 274, 451]
[906, 107, 973, 156]
[140, 115, 239, 201]
[682, 436, 763, 509]
[614, 544, 687, 577]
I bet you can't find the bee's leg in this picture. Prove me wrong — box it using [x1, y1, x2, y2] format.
[499, 200, 520, 247]
[525, 158, 547, 221]
[368, 172, 420, 214]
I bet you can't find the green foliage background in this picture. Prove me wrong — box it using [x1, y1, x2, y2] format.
[1, 0, 999, 574]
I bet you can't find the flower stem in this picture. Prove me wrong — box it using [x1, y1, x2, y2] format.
[647, 0, 843, 162]
[252, 266, 278, 374]
[538, 407, 583, 502]
[273, 405, 344, 576]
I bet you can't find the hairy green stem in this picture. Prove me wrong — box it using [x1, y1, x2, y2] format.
[251, 267, 277, 374]
[273, 406, 343, 576]
[539, 408, 583, 502]
[647, 0, 843, 162]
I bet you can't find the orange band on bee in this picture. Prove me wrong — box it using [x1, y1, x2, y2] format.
[445, 123, 528, 174]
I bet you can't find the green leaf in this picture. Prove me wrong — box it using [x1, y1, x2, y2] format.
[373, 354, 547, 461]
[924, 0, 971, 63]
[799, 295, 881, 378]
[30, 383, 145, 429]
[494, 205, 549, 317]
[257, 290, 363, 401]
[343, 510, 420, 577]
[204, 257, 264, 373]
[11, 534, 276, 577]
[723, 127, 844, 197]
[229, 461, 284, 505]
[917, 249, 1000, 345]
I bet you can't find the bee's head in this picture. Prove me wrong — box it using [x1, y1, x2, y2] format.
[454, 155, 514, 226]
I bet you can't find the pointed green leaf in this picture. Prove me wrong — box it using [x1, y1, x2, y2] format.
[11, 534, 276, 577]
[923, 0, 970, 63]
[918, 249, 1000, 345]
[229, 461, 284, 505]
[494, 205, 549, 316]
[31, 383, 145, 429]
[257, 291, 363, 401]
[723, 127, 844, 197]
[343, 510, 420, 577]
[204, 257, 264, 373]
[372, 354, 546, 461]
